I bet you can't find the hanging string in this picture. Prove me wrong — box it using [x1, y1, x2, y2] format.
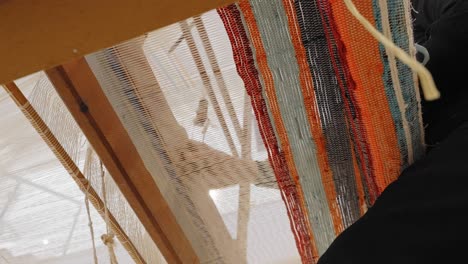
[343, 0, 440, 101]
[2, 82, 146, 262]
[84, 148, 99, 264]
[100, 161, 119, 264]
[377, 0, 414, 164]
[85, 187, 99, 264]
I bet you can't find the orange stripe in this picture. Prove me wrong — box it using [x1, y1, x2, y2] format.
[238, 0, 319, 260]
[281, 0, 344, 235]
[329, 0, 401, 192]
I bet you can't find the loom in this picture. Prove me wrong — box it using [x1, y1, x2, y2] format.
[0, 0, 438, 263]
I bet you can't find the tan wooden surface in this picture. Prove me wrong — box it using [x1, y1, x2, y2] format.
[45, 59, 199, 264]
[0, 0, 236, 84]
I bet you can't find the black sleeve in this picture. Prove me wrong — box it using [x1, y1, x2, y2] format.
[412, 0, 458, 44]
[318, 121, 468, 264]
[421, 0, 468, 145]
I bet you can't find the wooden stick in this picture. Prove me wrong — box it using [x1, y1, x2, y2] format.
[2, 82, 146, 264]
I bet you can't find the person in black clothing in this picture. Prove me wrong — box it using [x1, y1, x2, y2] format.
[412, 0, 459, 45]
[318, 1, 468, 263]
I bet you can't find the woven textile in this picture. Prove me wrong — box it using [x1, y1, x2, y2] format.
[219, 0, 424, 262]
[241, 0, 336, 256]
[217, 5, 316, 262]
[87, 11, 303, 263]
[2, 0, 425, 263]
[291, 0, 361, 230]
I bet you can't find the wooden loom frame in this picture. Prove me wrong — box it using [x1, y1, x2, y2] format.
[0, 1, 241, 263]
[0, 1, 283, 263]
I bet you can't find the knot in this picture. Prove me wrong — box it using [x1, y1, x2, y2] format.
[102, 233, 119, 264]
[101, 233, 115, 246]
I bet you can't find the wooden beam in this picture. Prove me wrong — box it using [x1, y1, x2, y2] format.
[45, 59, 199, 264]
[0, 0, 236, 84]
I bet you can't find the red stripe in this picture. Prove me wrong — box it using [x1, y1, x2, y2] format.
[217, 5, 316, 263]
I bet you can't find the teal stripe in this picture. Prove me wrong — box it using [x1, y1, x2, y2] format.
[373, 0, 425, 167]
[372, 1, 410, 168]
[386, 1, 425, 161]
[248, 0, 335, 254]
